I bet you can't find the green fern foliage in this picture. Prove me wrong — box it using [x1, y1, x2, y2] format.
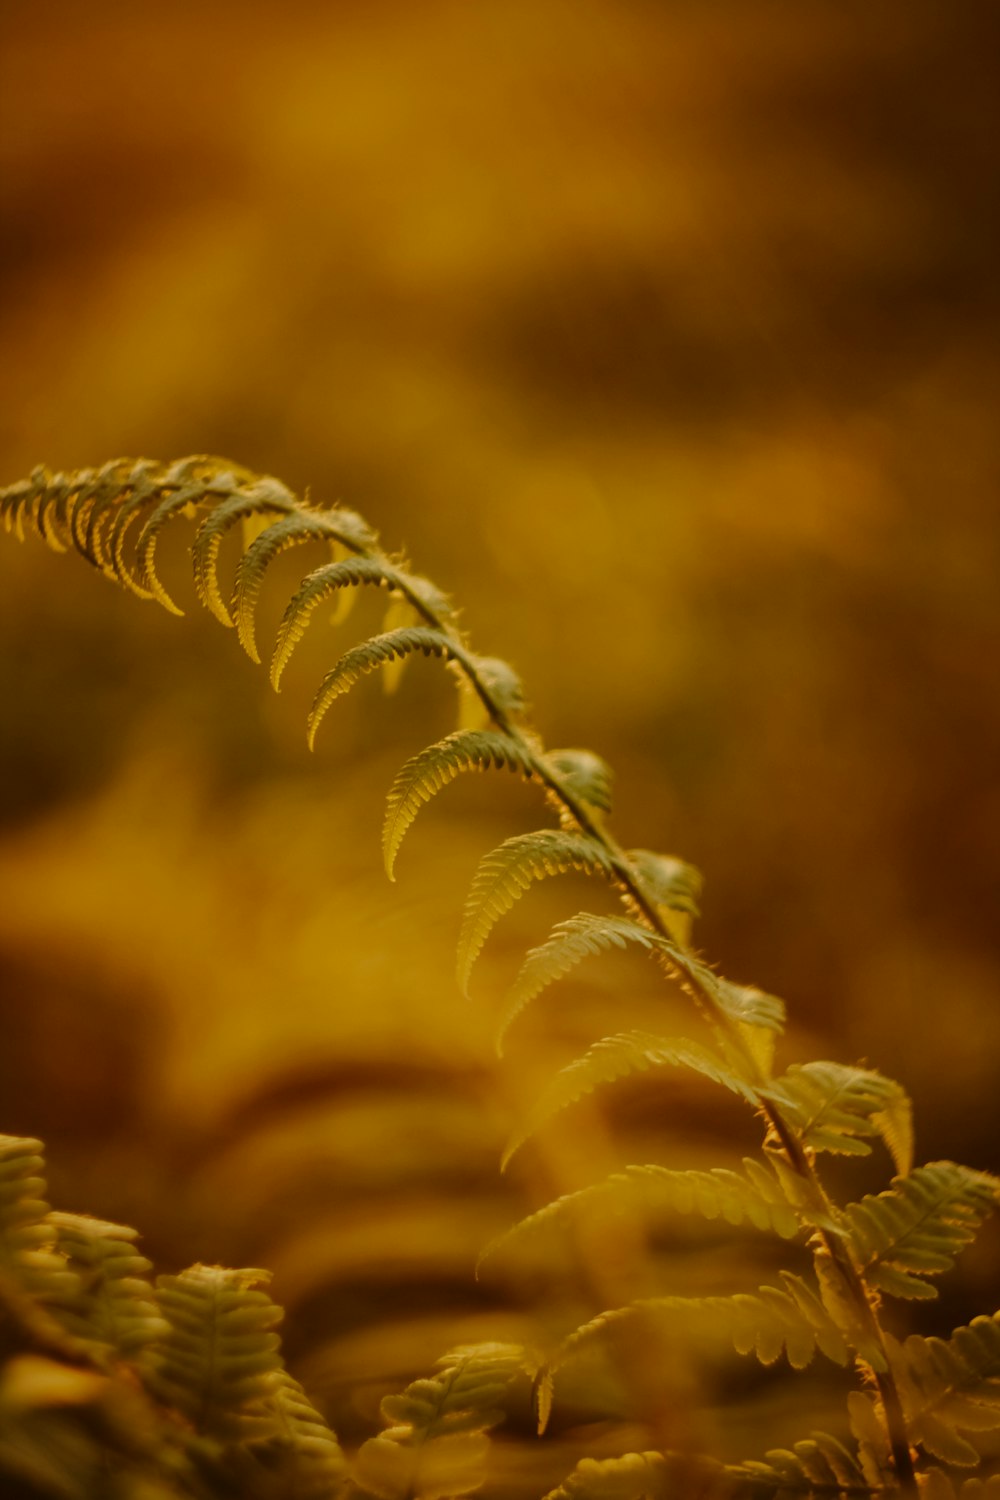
[841, 1162, 1000, 1302]
[145, 1265, 284, 1442]
[458, 831, 618, 995]
[560, 1270, 850, 1373]
[383, 729, 542, 879]
[351, 1342, 524, 1500]
[481, 1157, 801, 1274]
[892, 1313, 1000, 1469]
[49, 1212, 168, 1360]
[764, 1062, 914, 1174]
[8, 455, 1000, 1497]
[271, 556, 412, 688]
[541, 1449, 723, 1499]
[731, 1429, 873, 1494]
[245, 1370, 347, 1498]
[495, 911, 786, 1057]
[308, 627, 474, 748]
[502, 1032, 758, 1170]
[0, 1136, 79, 1311]
[545, 749, 614, 814]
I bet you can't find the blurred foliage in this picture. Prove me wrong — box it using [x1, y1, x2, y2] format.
[0, 0, 998, 1488]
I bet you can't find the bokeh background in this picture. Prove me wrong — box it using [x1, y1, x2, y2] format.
[1, 1, 999, 1488]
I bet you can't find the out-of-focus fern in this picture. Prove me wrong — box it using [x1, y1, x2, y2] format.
[3, 457, 1000, 1498]
[49, 1212, 169, 1360]
[145, 1265, 285, 1442]
[351, 1343, 524, 1500]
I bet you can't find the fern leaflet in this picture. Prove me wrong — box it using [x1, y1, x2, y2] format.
[560, 1270, 851, 1372]
[541, 1449, 722, 1499]
[481, 1156, 800, 1274]
[190, 477, 301, 625]
[546, 748, 614, 814]
[145, 1264, 284, 1441]
[502, 1032, 757, 1170]
[383, 729, 542, 879]
[0, 1136, 78, 1310]
[49, 1212, 168, 1359]
[351, 1342, 524, 1500]
[731, 1429, 872, 1493]
[891, 1313, 1000, 1468]
[458, 831, 617, 996]
[247, 1370, 347, 1496]
[231, 509, 378, 660]
[270, 556, 406, 688]
[307, 627, 471, 748]
[840, 1162, 1000, 1302]
[764, 1062, 913, 1174]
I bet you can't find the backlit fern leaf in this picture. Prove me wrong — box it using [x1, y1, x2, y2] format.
[891, 1313, 1000, 1468]
[546, 749, 614, 814]
[495, 911, 786, 1058]
[458, 831, 617, 996]
[191, 476, 301, 625]
[497, 912, 665, 1054]
[561, 1271, 850, 1373]
[134, 459, 249, 614]
[231, 509, 379, 660]
[247, 1370, 347, 1498]
[480, 1156, 800, 1273]
[0, 1136, 78, 1309]
[270, 556, 403, 688]
[731, 1429, 871, 1494]
[351, 1342, 524, 1500]
[541, 1450, 719, 1499]
[624, 849, 703, 946]
[502, 1032, 757, 1170]
[145, 1265, 284, 1442]
[383, 730, 542, 880]
[841, 1162, 1000, 1302]
[764, 1062, 913, 1174]
[49, 1212, 168, 1359]
[307, 627, 470, 748]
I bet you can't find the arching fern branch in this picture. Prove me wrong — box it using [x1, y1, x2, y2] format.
[0, 457, 942, 1491]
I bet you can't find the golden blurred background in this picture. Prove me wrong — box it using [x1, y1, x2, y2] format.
[1, 1, 999, 1485]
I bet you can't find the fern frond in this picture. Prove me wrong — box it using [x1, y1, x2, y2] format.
[48, 1212, 168, 1359]
[546, 749, 614, 814]
[133, 459, 249, 614]
[502, 1032, 757, 1170]
[383, 730, 542, 880]
[495, 911, 786, 1057]
[841, 1162, 1000, 1302]
[561, 1271, 850, 1372]
[732, 1429, 872, 1493]
[915, 1471, 1000, 1499]
[481, 1156, 800, 1272]
[541, 1449, 722, 1499]
[231, 509, 378, 659]
[764, 1062, 913, 1174]
[0, 1136, 78, 1308]
[351, 1342, 524, 1500]
[497, 912, 664, 1054]
[247, 1370, 347, 1497]
[269, 556, 403, 688]
[891, 1312, 1000, 1468]
[145, 1264, 284, 1441]
[191, 476, 301, 625]
[624, 849, 703, 934]
[457, 831, 617, 996]
[306, 627, 470, 748]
